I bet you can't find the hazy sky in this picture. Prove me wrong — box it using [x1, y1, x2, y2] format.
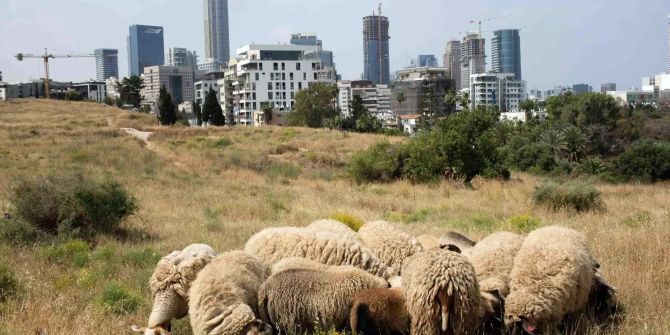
[1, 0, 668, 90]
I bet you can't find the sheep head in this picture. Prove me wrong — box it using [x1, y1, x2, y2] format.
[242, 319, 272, 335]
[478, 290, 505, 335]
[130, 325, 171, 335]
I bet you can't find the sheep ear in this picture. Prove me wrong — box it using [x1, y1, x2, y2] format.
[440, 244, 462, 254]
[130, 325, 145, 333]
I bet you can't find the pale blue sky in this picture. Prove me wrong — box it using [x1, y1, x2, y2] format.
[0, 0, 668, 90]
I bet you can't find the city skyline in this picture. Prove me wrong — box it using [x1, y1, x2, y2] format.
[0, 0, 668, 90]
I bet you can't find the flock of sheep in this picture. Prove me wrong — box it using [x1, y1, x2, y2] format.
[130, 220, 619, 335]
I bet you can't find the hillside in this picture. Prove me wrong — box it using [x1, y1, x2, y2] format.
[0, 99, 668, 334]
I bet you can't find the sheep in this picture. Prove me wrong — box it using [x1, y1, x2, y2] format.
[400, 249, 486, 335]
[505, 226, 597, 334]
[438, 231, 477, 253]
[132, 244, 217, 335]
[468, 231, 525, 297]
[356, 221, 423, 275]
[244, 227, 391, 279]
[258, 265, 388, 334]
[305, 219, 357, 238]
[416, 234, 440, 250]
[349, 287, 409, 335]
[271, 257, 329, 274]
[188, 251, 272, 335]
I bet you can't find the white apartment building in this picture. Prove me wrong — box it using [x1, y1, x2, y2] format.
[470, 73, 526, 112]
[0, 82, 7, 101]
[141, 65, 194, 112]
[221, 44, 334, 126]
[337, 80, 392, 120]
[105, 77, 120, 98]
[72, 81, 107, 102]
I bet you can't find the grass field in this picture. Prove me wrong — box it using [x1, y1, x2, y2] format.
[0, 99, 668, 334]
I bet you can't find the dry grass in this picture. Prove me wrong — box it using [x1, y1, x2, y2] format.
[0, 99, 668, 334]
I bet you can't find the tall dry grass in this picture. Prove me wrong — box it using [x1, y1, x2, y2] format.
[0, 99, 668, 334]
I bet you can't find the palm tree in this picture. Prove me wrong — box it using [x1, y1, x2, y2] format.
[540, 129, 566, 158]
[563, 126, 586, 162]
[396, 92, 406, 115]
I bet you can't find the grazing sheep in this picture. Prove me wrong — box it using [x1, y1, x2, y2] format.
[258, 265, 388, 334]
[356, 221, 423, 275]
[245, 227, 391, 279]
[401, 249, 484, 335]
[350, 288, 409, 335]
[305, 219, 357, 238]
[271, 257, 329, 274]
[438, 231, 477, 253]
[505, 226, 596, 334]
[468, 232, 525, 297]
[189, 251, 272, 335]
[132, 244, 216, 335]
[416, 234, 440, 250]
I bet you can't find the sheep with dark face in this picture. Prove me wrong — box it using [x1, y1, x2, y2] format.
[132, 244, 216, 335]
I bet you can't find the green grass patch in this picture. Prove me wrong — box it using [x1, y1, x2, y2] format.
[509, 214, 541, 233]
[41, 239, 91, 268]
[99, 282, 141, 315]
[533, 180, 605, 213]
[0, 263, 22, 303]
[123, 248, 161, 268]
[266, 162, 301, 180]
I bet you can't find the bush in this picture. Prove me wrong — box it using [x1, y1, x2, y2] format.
[10, 174, 138, 236]
[579, 157, 609, 176]
[329, 212, 364, 232]
[348, 141, 403, 184]
[41, 240, 91, 268]
[533, 180, 604, 213]
[615, 140, 670, 182]
[0, 263, 22, 303]
[506, 142, 556, 172]
[99, 282, 141, 315]
[509, 214, 541, 233]
[266, 162, 301, 180]
[0, 218, 41, 244]
[401, 134, 446, 183]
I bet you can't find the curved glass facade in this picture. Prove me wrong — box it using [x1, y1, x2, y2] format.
[492, 29, 521, 80]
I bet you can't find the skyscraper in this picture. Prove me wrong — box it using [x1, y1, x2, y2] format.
[290, 33, 338, 80]
[460, 33, 486, 90]
[363, 6, 390, 85]
[204, 0, 230, 65]
[127, 25, 165, 76]
[418, 55, 438, 67]
[167, 48, 199, 74]
[492, 29, 522, 80]
[94, 49, 118, 81]
[667, 14, 670, 73]
[443, 40, 461, 91]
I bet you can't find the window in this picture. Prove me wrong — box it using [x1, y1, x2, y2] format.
[252, 92, 256, 100]
[298, 82, 302, 90]
[313, 73, 318, 80]
[252, 83, 256, 91]
[281, 63, 286, 70]
[268, 92, 273, 100]
[259, 63, 263, 70]
[282, 83, 286, 90]
[303, 73, 307, 80]
[270, 73, 274, 80]
[276, 82, 281, 90]
[282, 73, 286, 80]
[290, 82, 294, 90]
[268, 83, 273, 90]
[273, 63, 278, 70]
[290, 92, 295, 99]
[290, 73, 294, 81]
[253, 102, 257, 110]
[296, 63, 301, 71]
[283, 92, 286, 99]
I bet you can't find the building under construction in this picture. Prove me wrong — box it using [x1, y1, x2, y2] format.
[460, 32, 486, 90]
[391, 67, 454, 117]
[363, 5, 390, 85]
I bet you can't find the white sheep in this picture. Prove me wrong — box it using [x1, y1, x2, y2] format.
[132, 244, 216, 335]
[189, 251, 272, 335]
[305, 219, 356, 238]
[244, 227, 391, 279]
[505, 226, 597, 333]
[415, 234, 440, 250]
[258, 264, 388, 333]
[468, 231, 525, 297]
[438, 231, 477, 253]
[356, 221, 423, 275]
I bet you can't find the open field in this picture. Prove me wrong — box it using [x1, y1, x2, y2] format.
[0, 99, 668, 334]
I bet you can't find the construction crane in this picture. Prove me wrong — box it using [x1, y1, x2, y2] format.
[469, 15, 512, 37]
[15, 48, 98, 99]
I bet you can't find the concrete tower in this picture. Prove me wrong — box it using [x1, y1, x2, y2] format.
[363, 4, 390, 85]
[204, 0, 230, 65]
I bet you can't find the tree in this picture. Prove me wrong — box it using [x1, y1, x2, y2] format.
[193, 101, 203, 126]
[116, 75, 145, 108]
[261, 102, 274, 125]
[202, 89, 225, 126]
[540, 129, 566, 158]
[460, 91, 471, 111]
[157, 86, 177, 125]
[289, 83, 339, 128]
[444, 90, 457, 115]
[64, 90, 83, 101]
[104, 96, 114, 106]
[563, 126, 586, 162]
[351, 95, 367, 121]
[396, 92, 406, 115]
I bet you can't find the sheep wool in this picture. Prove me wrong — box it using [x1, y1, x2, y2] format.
[350, 288, 409, 335]
[401, 249, 482, 335]
[271, 257, 330, 275]
[416, 234, 440, 250]
[144, 244, 217, 331]
[505, 226, 596, 332]
[468, 232, 524, 297]
[244, 227, 391, 279]
[258, 265, 388, 333]
[356, 221, 423, 275]
[305, 219, 357, 238]
[188, 251, 272, 335]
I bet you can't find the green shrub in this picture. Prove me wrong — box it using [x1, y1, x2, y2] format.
[506, 142, 556, 172]
[509, 214, 541, 233]
[123, 248, 161, 268]
[0, 263, 22, 303]
[401, 135, 446, 183]
[348, 141, 403, 184]
[579, 158, 608, 176]
[10, 174, 138, 236]
[615, 140, 670, 182]
[99, 282, 141, 315]
[266, 162, 301, 180]
[41, 240, 91, 268]
[211, 138, 232, 149]
[0, 218, 41, 244]
[329, 212, 364, 232]
[533, 180, 604, 213]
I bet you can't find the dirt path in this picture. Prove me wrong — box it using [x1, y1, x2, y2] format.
[121, 128, 153, 143]
[120, 128, 190, 171]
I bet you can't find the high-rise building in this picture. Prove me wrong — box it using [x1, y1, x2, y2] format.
[470, 73, 526, 112]
[290, 33, 338, 80]
[572, 83, 593, 94]
[418, 55, 438, 67]
[460, 32, 486, 90]
[363, 6, 391, 85]
[167, 48, 199, 74]
[127, 25, 165, 76]
[94, 49, 118, 81]
[491, 29, 521, 80]
[204, 0, 230, 65]
[601, 83, 617, 93]
[141, 65, 195, 110]
[667, 14, 670, 73]
[392, 67, 453, 116]
[443, 40, 462, 91]
[337, 80, 391, 120]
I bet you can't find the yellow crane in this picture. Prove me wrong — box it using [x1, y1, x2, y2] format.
[469, 15, 512, 37]
[15, 48, 99, 99]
